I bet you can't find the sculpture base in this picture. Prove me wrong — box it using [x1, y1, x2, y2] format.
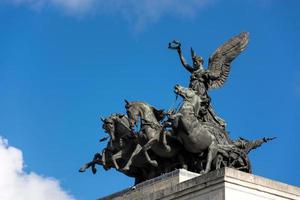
[100, 168, 300, 200]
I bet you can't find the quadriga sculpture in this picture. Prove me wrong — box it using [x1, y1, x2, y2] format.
[80, 32, 274, 184]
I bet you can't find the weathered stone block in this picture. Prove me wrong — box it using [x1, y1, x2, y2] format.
[100, 168, 300, 200]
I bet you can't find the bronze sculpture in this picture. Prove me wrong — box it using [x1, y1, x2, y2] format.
[79, 32, 274, 184]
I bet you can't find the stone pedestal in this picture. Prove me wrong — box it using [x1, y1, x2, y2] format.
[100, 168, 300, 200]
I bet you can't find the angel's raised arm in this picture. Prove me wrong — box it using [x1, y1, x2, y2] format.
[177, 47, 194, 73]
[169, 40, 194, 73]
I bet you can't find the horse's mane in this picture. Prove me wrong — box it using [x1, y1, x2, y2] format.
[151, 106, 165, 122]
[131, 101, 165, 122]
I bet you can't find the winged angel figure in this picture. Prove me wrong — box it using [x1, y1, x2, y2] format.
[169, 32, 249, 128]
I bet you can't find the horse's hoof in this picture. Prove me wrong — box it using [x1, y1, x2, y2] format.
[182, 164, 188, 170]
[79, 164, 88, 172]
[131, 186, 136, 190]
[150, 160, 158, 167]
[79, 167, 86, 173]
[92, 167, 97, 174]
[113, 164, 119, 170]
[122, 166, 130, 171]
[199, 170, 209, 175]
[165, 146, 171, 152]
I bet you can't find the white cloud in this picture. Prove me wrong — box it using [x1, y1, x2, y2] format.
[5, 0, 214, 30]
[0, 137, 75, 200]
[106, 0, 213, 31]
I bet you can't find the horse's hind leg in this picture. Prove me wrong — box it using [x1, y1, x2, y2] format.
[178, 153, 188, 170]
[202, 142, 218, 174]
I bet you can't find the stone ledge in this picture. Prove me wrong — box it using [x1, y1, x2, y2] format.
[100, 169, 199, 200]
[99, 168, 300, 200]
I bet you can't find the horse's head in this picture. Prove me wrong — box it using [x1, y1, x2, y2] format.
[101, 114, 131, 141]
[174, 84, 197, 100]
[101, 116, 116, 141]
[174, 84, 204, 116]
[125, 100, 140, 131]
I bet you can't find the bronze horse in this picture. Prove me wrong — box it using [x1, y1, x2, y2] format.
[101, 114, 137, 170]
[172, 84, 231, 174]
[79, 114, 135, 172]
[122, 101, 184, 171]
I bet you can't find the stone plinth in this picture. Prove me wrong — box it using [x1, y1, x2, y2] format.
[100, 168, 300, 200]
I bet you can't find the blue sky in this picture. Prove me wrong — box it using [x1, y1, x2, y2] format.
[0, 0, 299, 199]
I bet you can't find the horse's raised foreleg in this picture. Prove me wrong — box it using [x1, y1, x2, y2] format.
[167, 113, 182, 129]
[143, 138, 159, 167]
[111, 150, 122, 170]
[92, 153, 103, 173]
[160, 131, 171, 152]
[79, 153, 102, 173]
[79, 161, 93, 173]
[122, 144, 142, 171]
[101, 149, 107, 166]
[101, 149, 112, 171]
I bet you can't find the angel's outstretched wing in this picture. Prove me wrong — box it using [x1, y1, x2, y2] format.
[207, 32, 249, 89]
